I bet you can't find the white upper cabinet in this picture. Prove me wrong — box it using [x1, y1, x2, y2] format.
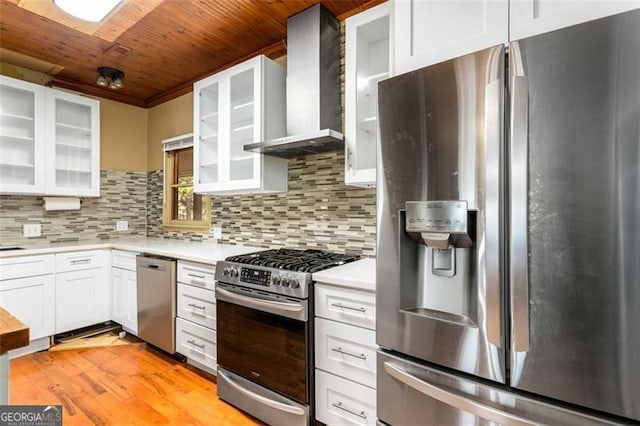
[194, 55, 287, 194]
[393, 0, 509, 75]
[0, 75, 100, 197]
[45, 89, 100, 197]
[345, 2, 390, 188]
[510, 0, 640, 40]
[0, 75, 46, 194]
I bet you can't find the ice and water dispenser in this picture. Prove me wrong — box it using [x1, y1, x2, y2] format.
[400, 200, 477, 325]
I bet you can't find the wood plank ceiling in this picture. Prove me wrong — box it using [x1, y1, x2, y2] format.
[0, 0, 381, 107]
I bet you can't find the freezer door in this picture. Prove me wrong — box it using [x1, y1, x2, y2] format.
[377, 351, 619, 426]
[509, 9, 640, 421]
[377, 45, 506, 383]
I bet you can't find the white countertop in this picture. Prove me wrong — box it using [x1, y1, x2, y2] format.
[0, 238, 264, 265]
[312, 257, 376, 292]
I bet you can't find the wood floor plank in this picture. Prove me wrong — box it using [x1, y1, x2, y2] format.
[11, 343, 262, 425]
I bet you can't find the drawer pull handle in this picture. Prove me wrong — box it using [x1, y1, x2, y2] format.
[188, 303, 206, 310]
[188, 273, 206, 279]
[187, 339, 205, 349]
[331, 347, 367, 360]
[331, 303, 366, 313]
[331, 402, 367, 419]
[71, 259, 91, 265]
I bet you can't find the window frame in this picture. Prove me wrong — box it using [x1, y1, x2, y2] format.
[162, 137, 211, 232]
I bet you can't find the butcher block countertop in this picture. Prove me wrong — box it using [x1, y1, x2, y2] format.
[0, 307, 29, 354]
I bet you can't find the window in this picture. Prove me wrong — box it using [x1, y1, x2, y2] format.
[162, 135, 210, 230]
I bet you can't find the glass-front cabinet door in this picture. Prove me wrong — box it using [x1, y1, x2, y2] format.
[195, 79, 221, 187]
[225, 61, 260, 190]
[45, 89, 100, 196]
[345, 2, 390, 187]
[194, 55, 286, 195]
[0, 75, 46, 194]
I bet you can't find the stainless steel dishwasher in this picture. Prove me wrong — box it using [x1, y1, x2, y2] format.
[136, 254, 176, 353]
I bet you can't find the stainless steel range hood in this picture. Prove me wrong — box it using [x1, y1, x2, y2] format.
[244, 4, 343, 159]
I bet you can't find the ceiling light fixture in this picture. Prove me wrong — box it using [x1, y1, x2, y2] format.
[53, 0, 123, 23]
[96, 66, 125, 90]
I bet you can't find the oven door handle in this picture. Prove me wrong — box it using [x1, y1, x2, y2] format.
[216, 287, 305, 320]
[219, 369, 306, 416]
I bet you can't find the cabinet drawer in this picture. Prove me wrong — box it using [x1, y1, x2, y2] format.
[176, 318, 217, 371]
[315, 369, 376, 426]
[177, 283, 216, 330]
[315, 284, 376, 330]
[111, 250, 138, 271]
[178, 261, 215, 291]
[56, 250, 109, 273]
[315, 318, 377, 389]
[0, 255, 54, 280]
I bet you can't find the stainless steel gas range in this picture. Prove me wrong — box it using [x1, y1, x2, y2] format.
[214, 249, 359, 426]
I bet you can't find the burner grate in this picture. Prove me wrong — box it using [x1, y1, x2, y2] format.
[226, 249, 359, 272]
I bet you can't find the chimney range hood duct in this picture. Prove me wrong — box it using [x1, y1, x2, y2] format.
[244, 4, 343, 159]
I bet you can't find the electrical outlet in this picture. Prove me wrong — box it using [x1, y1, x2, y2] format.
[116, 221, 129, 231]
[23, 224, 41, 238]
[213, 226, 222, 240]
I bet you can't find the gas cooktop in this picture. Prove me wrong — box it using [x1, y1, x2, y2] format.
[215, 248, 360, 298]
[226, 248, 360, 273]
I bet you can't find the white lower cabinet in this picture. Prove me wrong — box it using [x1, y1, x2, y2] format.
[0, 255, 55, 355]
[314, 272, 377, 426]
[177, 283, 216, 330]
[111, 250, 138, 335]
[55, 250, 110, 334]
[176, 317, 217, 372]
[175, 260, 217, 374]
[0, 274, 55, 340]
[315, 318, 377, 389]
[316, 370, 377, 426]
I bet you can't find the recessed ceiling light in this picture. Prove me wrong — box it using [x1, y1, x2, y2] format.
[53, 0, 123, 23]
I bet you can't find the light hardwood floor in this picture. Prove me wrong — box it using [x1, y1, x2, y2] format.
[9, 343, 262, 425]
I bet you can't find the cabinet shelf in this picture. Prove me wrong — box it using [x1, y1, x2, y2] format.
[201, 133, 219, 142]
[201, 112, 219, 125]
[232, 100, 254, 110]
[56, 167, 91, 174]
[0, 134, 34, 144]
[0, 112, 34, 122]
[56, 122, 91, 133]
[56, 142, 91, 151]
[200, 162, 219, 168]
[0, 162, 34, 168]
[232, 123, 254, 133]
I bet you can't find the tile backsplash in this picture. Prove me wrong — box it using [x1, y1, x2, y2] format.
[0, 170, 147, 246]
[148, 151, 377, 256]
[1, 152, 377, 255]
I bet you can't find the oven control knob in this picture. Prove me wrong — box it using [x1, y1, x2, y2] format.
[289, 278, 300, 289]
[223, 267, 230, 277]
[272, 276, 281, 286]
[231, 267, 239, 278]
[281, 276, 290, 287]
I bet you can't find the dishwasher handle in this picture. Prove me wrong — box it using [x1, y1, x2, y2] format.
[138, 262, 166, 271]
[137, 255, 175, 272]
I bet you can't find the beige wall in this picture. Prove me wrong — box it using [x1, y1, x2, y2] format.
[147, 92, 193, 171]
[100, 99, 148, 171]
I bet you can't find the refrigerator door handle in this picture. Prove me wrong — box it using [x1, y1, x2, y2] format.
[383, 362, 534, 426]
[510, 63, 531, 352]
[484, 76, 503, 348]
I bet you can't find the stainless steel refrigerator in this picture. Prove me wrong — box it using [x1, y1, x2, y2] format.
[376, 9, 639, 425]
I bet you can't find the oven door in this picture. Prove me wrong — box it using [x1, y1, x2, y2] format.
[216, 283, 309, 404]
